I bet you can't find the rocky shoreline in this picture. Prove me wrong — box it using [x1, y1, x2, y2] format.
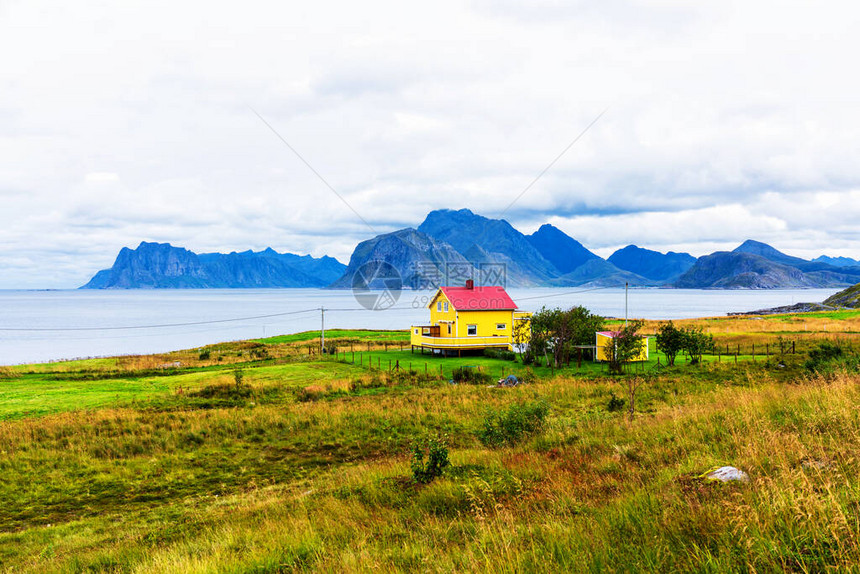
[728, 302, 837, 316]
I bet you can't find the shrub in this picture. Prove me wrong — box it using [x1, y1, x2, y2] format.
[198, 349, 211, 360]
[805, 341, 859, 374]
[483, 348, 517, 361]
[233, 368, 245, 388]
[411, 434, 450, 484]
[348, 374, 386, 392]
[606, 391, 626, 412]
[521, 350, 538, 366]
[188, 383, 254, 400]
[519, 368, 537, 385]
[295, 387, 323, 402]
[477, 399, 550, 447]
[251, 346, 269, 359]
[451, 366, 493, 385]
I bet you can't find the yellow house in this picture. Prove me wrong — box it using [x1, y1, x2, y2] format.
[594, 330, 650, 362]
[410, 281, 531, 356]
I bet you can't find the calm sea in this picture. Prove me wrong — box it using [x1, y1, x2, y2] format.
[0, 288, 841, 365]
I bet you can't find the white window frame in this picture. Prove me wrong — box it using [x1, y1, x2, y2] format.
[437, 301, 442, 312]
[443, 301, 449, 312]
[496, 323, 506, 330]
[467, 324, 477, 336]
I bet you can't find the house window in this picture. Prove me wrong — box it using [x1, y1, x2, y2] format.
[443, 302, 448, 312]
[447, 324, 452, 335]
[467, 325, 477, 336]
[496, 323, 506, 330]
[415, 329, 419, 334]
[437, 301, 442, 312]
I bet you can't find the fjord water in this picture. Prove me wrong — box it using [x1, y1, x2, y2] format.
[0, 288, 841, 365]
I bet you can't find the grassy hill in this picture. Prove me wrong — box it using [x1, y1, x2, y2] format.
[825, 282, 860, 308]
[2, 318, 860, 572]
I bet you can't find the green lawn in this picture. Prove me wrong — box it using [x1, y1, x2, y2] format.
[0, 361, 367, 421]
[254, 329, 409, 345]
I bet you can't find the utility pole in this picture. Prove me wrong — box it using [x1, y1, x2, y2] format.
[625, 282, 628, 327]
[320, 307, 325, 354]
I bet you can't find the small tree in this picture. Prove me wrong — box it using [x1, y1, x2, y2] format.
[681, 326, 714, 365]
[604, 320, 645, 375]
[655, 321, 685, 366]
[527, 305, 605, 368]
[410, 434, 450, 484]
[512, 317, 531, 362]
[622, 375, 652, 422]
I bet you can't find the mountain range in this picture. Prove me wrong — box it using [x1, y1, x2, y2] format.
[81, 209, 860, 290]
[82, 242, 345, 289]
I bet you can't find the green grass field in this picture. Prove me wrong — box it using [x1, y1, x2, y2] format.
[2, 315, 860, 572]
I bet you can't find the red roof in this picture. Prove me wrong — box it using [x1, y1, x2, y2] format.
[436, 286, 517, 311]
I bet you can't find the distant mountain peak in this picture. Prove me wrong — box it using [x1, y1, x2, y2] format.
[732, 240, 807, 265]
[418, 209, 557, 284]
[526, 224, 599, 275]
[608, 245, 696, 283]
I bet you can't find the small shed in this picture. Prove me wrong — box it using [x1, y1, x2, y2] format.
[594, 331, 650, 362]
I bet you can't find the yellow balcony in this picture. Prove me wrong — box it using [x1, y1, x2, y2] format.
[410, 327, 511, 350]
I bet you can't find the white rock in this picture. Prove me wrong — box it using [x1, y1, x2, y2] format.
[704, 466, 749, 483]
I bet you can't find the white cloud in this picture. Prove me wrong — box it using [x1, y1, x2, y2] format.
[1, 0, 860, 287]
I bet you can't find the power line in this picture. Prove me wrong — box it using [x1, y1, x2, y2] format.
[0, 307, 320, 332]
[515, 285, 614, 301]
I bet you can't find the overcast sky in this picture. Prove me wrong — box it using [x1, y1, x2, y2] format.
[2, 0, 860, 288]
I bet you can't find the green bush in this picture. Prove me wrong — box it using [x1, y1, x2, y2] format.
[451, 366, 493, 385]
[606, 392, 626, 412]
[519, 368, 537, 385]
[348, 374, 386, 392]
[251, 346, 269, 359]
[187, 383, 254, 400]
[411, 434, 450, 484]
[805, 341, 859, 374]
[521, 350, 538, 366]
[483, 348, 517, 361]
[198, 349, 211, 360]
[477, 399, 550, 447]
